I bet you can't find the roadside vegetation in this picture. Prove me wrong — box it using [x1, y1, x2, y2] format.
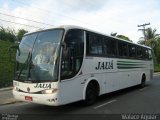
[154, 64, 160, 72]
[0, 40, 15, 87]
[0, 26, 27, 88]
[137, 27, 160, 72]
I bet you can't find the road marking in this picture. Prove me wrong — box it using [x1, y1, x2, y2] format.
[93, 99, 117, 109]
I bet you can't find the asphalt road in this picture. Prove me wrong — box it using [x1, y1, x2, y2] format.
[0, 75, 160, 120]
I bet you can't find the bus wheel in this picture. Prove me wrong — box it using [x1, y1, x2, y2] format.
[140, 74, 146, 88]
[84, 82, 98, 106]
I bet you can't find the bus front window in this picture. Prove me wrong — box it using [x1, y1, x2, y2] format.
[16, 29, 64, 82]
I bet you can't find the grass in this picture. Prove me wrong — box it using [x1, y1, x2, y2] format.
[0, 40, 15, 87]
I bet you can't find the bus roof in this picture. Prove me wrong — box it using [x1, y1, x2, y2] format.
[25, 25, 151, 49]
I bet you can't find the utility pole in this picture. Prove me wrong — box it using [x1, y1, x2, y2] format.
[138, 23, 150, 41]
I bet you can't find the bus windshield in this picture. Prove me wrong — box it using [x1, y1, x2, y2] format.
[15, 29, 64, 82]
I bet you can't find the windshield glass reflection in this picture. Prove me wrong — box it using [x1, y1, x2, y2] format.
[15, 29, 63, 81]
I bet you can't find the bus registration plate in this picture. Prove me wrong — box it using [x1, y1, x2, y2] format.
[25, 96, 32, 101]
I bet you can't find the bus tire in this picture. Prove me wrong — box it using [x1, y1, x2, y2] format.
[84, 82, 99, 106]
[140, 74, 146, 88]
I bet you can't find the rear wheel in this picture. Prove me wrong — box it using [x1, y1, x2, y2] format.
[140, 74, 146, 88]
[84, 82, 98, 106]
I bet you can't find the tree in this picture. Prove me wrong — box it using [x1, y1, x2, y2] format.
[0, 26, 28, 42]
[138, 27, 159, 48]
[17, 29, 28, 41]
[154, 37, 160, 64]
[138, 27, 160, 64]
[110, 32, 132, 42]
[0, 26, 16, 42]
[110, 32, 117, 37]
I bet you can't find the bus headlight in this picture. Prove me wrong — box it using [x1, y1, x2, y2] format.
[13, 87, 19, 91]
[41, 88, 58, 94]
[13, 87, 16, 90]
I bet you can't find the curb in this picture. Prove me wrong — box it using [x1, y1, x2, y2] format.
[153, 72, 160, 76]
[0, 98, 16, 106]
[0, 98, 22, 106]
[154, 72, 160, 75]
[0, 87, 13, 92]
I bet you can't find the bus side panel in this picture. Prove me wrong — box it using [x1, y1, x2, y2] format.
[59, 74, 105, 105]
[117, 69, 141, 89]
[59, 58, 153, 105]
[104, 72, 120, 93]
[59, 75, 88, 105]
[59, 79, 82, 105]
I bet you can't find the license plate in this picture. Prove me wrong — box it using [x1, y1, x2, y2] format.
[25, 96, 33, 101]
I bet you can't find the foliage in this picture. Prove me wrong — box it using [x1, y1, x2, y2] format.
[138, 28, 159, 48]
[110, 32, 132, 42]
[0, 26, 28, 87]
[154, 38, 160, 64]
[140, 28, 158, 40]
[110, 32, 117, 37]
[116, 35, 131, 41]
[154, 64, 160, 72]
[138, 27, 160, 65]
[0, 40, 15, 87]
[17, 29, 28, 41]
[0, 26, 17, 42]
[0, 26, 28, 43]
[0, 26, 27, 87]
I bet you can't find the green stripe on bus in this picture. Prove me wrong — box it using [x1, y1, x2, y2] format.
[117, 60, 146, 69]
[117, 66, 145, 69]
[117, 63, 144, 66]
[117, 65, 144, 67]
[117, 60, 143, 64]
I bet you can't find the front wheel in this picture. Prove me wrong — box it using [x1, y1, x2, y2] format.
[83, 83, 98, 106]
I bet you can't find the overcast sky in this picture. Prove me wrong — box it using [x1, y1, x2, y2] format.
[0, 0, 160, 43]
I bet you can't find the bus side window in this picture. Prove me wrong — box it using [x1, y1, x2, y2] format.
[149, 49, 152, 60]
[105, 37, 117, 57]
[129, 44, 136, 58]
[61, 29, 84, 80]
[86, 32, 103, 55]
[144, 49, 149, 59]
[141, 48, 148, 59]
[118, 41, 128, 57]
[137, 47, 142, 59]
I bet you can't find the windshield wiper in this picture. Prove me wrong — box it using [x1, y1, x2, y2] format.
[17, 52, 31, 80]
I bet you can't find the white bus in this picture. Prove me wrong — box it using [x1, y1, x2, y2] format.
[13, 25, 153, 106]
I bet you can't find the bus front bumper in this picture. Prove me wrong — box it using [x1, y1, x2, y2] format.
[12, 90, 61, 106]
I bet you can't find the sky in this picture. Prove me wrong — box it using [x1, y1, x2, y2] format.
[0, 0, 160, 43]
